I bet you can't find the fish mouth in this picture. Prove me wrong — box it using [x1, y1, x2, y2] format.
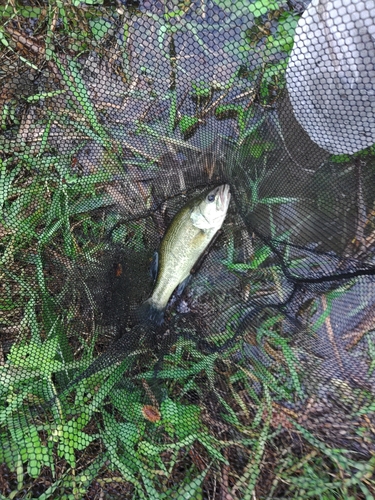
[217, 184, 231, 210]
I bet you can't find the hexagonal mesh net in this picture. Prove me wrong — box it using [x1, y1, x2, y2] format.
[1, 0, 375, 498]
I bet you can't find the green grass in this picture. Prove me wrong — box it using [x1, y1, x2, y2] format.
[0, 0, 375, 499]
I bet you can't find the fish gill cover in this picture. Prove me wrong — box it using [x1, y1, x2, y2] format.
[1, 0, 375, 498]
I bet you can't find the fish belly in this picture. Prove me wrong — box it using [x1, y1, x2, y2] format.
[152, 217, 215, 309]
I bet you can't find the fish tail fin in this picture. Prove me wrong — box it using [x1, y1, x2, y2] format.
[137, 299, 165, 326]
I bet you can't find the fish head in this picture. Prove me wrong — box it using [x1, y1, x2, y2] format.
[190, 184, 231, 230]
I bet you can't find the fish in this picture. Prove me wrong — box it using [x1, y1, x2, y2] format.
[139, 184, 231, 325]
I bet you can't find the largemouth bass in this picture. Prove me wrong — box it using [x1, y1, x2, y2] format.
[140, 184, 231, 325]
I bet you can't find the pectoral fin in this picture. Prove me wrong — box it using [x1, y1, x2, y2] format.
[176, 274, 191, 296]
[150, 251, 159, 283]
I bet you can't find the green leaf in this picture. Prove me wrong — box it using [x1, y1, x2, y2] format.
[89, 18, 112, 41]
[175, 468, 207, 499]
[249, 0, 283, 16]
[0, 431, 22, 471]
[223, 244, 272, 271]
[198, 433, 227, 463]
[138, 441, 161, 457]
[117, 423, 141, 448]
[53, 418, 95, 468]
[10, 424, 50, 478]
[161, 399, 201, 439]
[8, 337, 55, 370]
[164, 9, 185, 21]
[69, 194, 113, 215]
[158, 22, 168, 57]
[191, 81, 211, 99]
[266, 12, 298, 54]
[0, 162, 21, 213]
[25, 90, 66, 102]
[179, 115, 199, 135]
[53, 57, 112, 151]
[215, 104, 243, 119]
[57, 440, 76, 468]
[110, 388, 144, 423]
[0, 27, 9, 47]
[259, 196, 298, 205]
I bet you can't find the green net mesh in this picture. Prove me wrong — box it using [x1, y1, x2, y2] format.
[1, 0, 375, 498]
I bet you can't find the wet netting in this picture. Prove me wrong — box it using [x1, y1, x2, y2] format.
[1, 0, 375, 498]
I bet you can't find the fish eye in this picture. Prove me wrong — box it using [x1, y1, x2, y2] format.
[207, 194, 216, 202]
